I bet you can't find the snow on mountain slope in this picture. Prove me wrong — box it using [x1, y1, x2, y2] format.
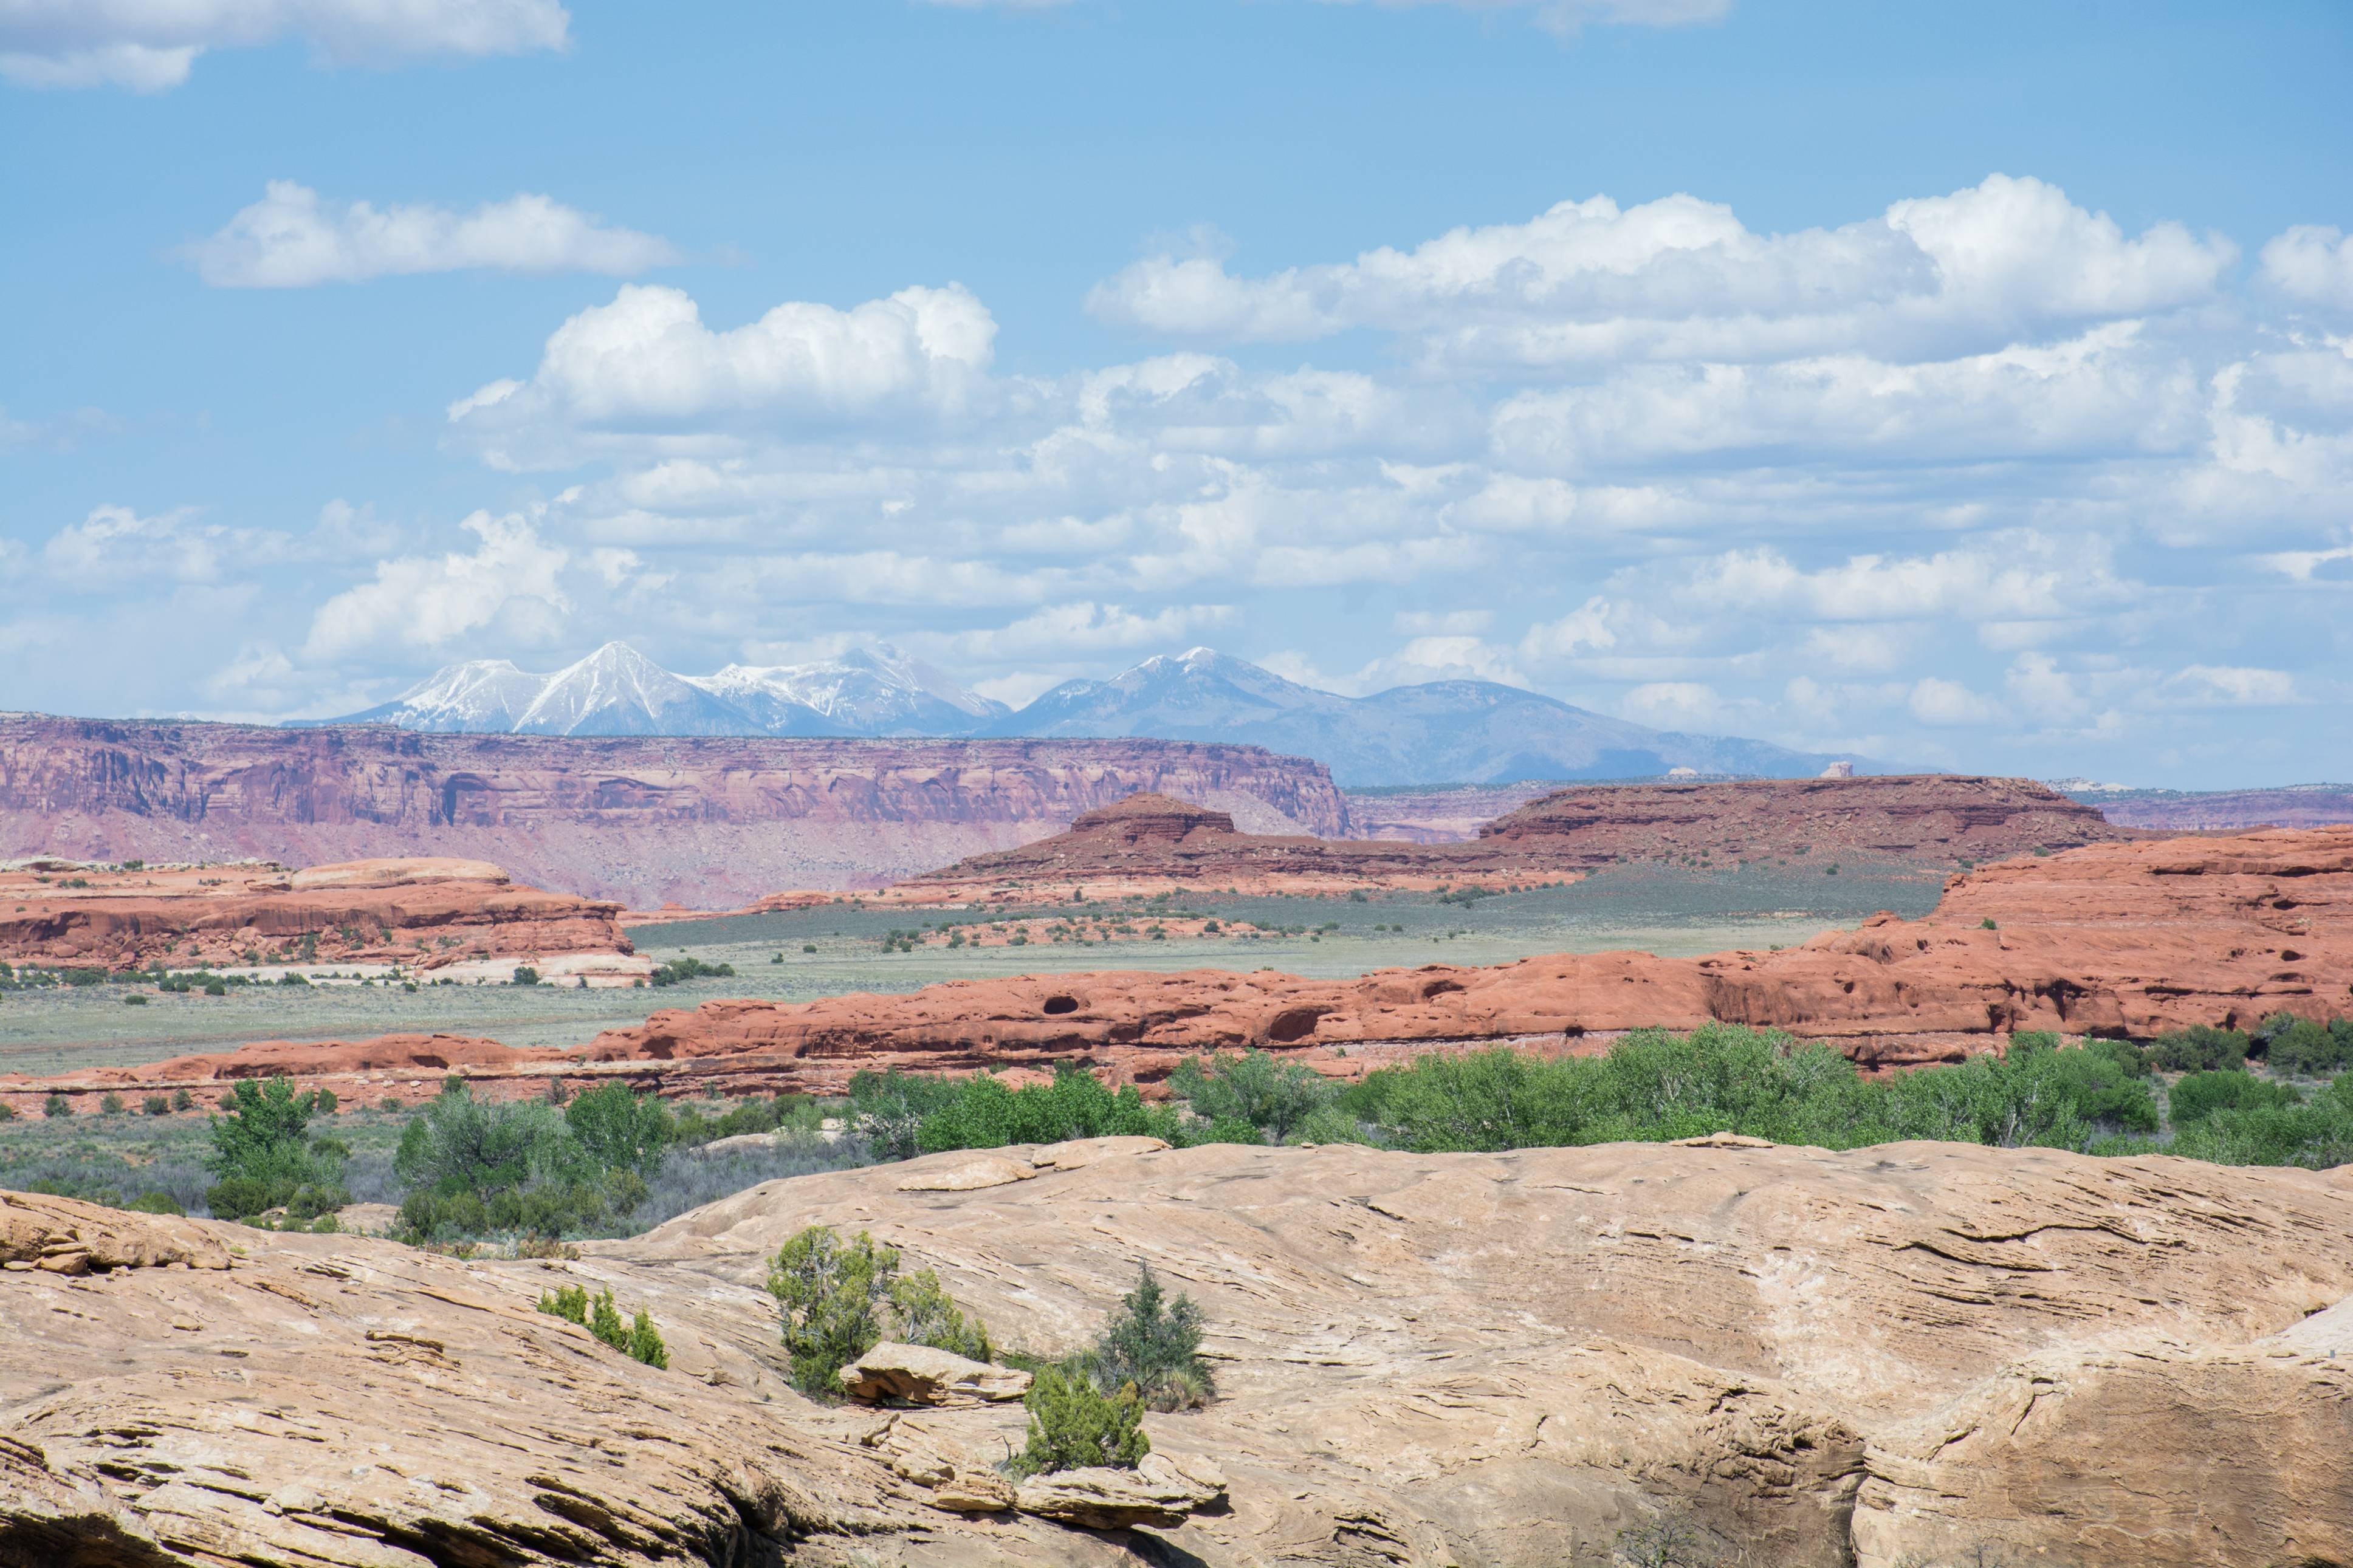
[315, 642, 1874, 784]
[511, 643, 765, 737]
[692, 647, 1006, 737]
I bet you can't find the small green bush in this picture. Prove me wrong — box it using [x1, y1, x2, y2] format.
[590, 1287, 628, 1350]
[1091, 1265, 1214, 1410]
[124, 1191, 185, 1216]
[100, 1092, 126, 1115]
[43, 1094, 72, 1118]
[123, 993, 148, 1006]
[628, 1309, 669, 1369]
[511, 966, 540, 986]
[142, 1094, 171, 1116]
[538, 1283, 591, 1324]
[171, 1087, 193, 1111]
[1011, 1366, 1150, 1477]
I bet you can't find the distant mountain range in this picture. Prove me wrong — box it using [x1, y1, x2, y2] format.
[312, 643, 1873, 787]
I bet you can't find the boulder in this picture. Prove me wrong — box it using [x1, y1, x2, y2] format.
[837, 1343, 1032, 1406]
[1032, 1135, 1171, 1170]
[1015, 1451, 1226, 1530]
[896, 1155, 1039, 1192]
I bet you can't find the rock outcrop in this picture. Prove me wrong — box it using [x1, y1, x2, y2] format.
[563, 826, 2353, 1086]
[902, 776, 2132, 901]
[7, 1139, 2351, 1565]
[1473, 772, 2135, 866]
[17, 826, 2343, 1109]
[0, 857, 647, 981]
[0, 713, 1352, 906]
[838, 1343, 1033, 1406]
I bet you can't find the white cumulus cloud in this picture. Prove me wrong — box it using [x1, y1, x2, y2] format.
[183, 182, 677, 288]
[0, 0, 568, 91]
[448, 282, 999, 464]
[1089, 175, 2233, 366]
[303, 510, 571, 661]
[2261, 226, 2353, 313]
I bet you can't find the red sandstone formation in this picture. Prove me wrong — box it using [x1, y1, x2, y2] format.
[583, 826, 2353, 1084]
[901, 776, 2129, 902]
[0, 714, 1351, 906]
[1474, 773, 2135, 866]
[0, 857, 644, 981]
[19, 826, 2343, 1108]
[2092, 784, 2353, 833]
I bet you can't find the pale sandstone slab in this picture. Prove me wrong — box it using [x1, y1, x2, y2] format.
[838, 1343, 1032, 1406]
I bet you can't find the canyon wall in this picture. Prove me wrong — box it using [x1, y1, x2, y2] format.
[0, 714, 1352, 906]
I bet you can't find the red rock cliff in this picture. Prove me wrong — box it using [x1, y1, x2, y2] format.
[0, 715, 1352, 906]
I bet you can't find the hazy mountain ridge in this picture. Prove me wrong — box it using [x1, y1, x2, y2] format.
[317, 643, 1869, 786]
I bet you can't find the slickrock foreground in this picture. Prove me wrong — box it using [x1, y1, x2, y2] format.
[0, 855, 648, 983]
[5, 1138, 2352, 1566]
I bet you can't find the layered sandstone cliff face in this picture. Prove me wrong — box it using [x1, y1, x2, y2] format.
[0, 857, 643, 981]
[5, 1140, 2351, 1567]
[0, 715, 1351, 906]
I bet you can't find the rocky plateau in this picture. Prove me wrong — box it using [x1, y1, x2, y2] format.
[17, 823, 2348, 1112]
[0, 716, 1352, 907]
[5, 1135, 2352, 1566]
[0, 857, 648, 985]
[895, 776, 2133, 902]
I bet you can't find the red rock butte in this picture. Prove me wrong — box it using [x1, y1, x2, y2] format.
[900, 774, 2136, 900]
[19, 824, 2346, 1111]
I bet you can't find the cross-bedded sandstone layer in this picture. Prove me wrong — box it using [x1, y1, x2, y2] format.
[0, 714, 1352, 906]
[5, 1138, 2351, 1566]
[0, 857, 647, 983]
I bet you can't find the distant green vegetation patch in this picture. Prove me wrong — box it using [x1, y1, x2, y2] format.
[874, 1013, 2353, 1172]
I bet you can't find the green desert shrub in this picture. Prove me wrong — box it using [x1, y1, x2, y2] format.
[844, 1069, 967, 1160]
[564, 1080, 676, 1176]
[44, 1094, 72, 1118]
[2168, 1069, 2301, 1126]
[2149, 1024, 2249, 1073]
[541, 1283, 667, 1367]
[142, 1094, 171, 1117]
[1090, 1265, 1214, 1411]
[2256, 1013, 2353, 1077]
[764, 1226, 991, 1394]
[1011, 1366, 1149, 1477]
[204, 1077, 349, 1221]
[123, 1191, 185, 1216]
[1168, 1049, 1335, 1143]
[912, 1064, 1179, 1154]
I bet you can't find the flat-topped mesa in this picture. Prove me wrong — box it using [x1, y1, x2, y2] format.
[1064, 792, 1238, 842]
[0, 713, 1352, 906]
[0, 856, 648, 984]
[1479, 773, 2137, 866]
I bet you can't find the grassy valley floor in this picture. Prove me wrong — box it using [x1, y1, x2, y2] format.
[0, 860, 1942, 1078]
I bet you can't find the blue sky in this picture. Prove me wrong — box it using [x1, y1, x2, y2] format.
[4, 0, 2350, 786]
